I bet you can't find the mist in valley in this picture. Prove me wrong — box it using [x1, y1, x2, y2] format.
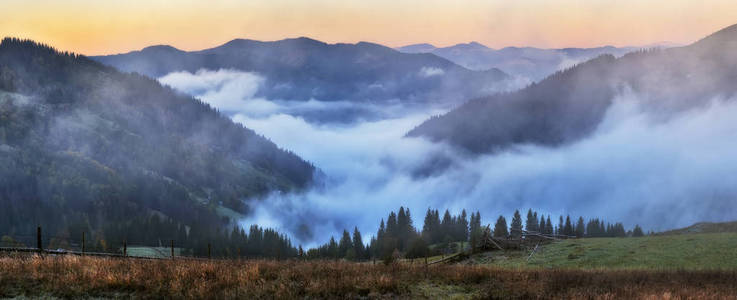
[159, 65, 737, 247]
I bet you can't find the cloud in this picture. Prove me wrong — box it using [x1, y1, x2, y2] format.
[235, 93, 737, 247]
[159, 68, 737, 247]
[158, 69, 270, 113]
[419, 67, 445, 77]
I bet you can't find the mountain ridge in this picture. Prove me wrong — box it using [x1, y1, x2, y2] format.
[407, 23, 737, 154]
[92, 37, 510, 104]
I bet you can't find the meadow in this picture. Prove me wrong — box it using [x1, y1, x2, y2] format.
[467, 232, 737, 270]
[1, 253, 736, 299]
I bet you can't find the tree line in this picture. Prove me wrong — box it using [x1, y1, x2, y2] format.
[304, 207, 646, 262]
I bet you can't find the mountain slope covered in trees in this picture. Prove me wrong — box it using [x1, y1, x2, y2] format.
[408, 24, 737, 154]
[0, 38, 315, 249]
[92, 38, 509, 103]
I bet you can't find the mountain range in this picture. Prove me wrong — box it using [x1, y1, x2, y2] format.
[92, 38, 509, 104]
[397, 42, 641, 81]
[407, 24, 737, 154]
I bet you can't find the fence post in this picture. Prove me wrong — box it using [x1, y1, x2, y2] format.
[424, 255, 428, 278]
[37, 226, 43, 253]
[208, 243, 211, 259]
[82, 232, 85, 255]
[171, 239, 175, 259]
[123, 241, 127, 257]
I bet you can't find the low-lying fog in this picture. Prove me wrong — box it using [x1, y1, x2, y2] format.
[160, 69, 737, 246]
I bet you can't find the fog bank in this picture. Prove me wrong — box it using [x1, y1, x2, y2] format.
[160, 69, 737, 246]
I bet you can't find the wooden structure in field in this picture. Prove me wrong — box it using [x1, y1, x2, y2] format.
[478, 225, 574, 252]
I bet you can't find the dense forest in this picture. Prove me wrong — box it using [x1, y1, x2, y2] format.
[0, 38, 315, 256]
[408, 23, 737, 154]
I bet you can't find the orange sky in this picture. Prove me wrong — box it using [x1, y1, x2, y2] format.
[2, 0, 737, 55]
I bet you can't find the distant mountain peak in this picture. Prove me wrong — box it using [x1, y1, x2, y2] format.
[282, 36, 327, 46]
[396, 43, 437, 53]
[450, 41, 491, 51]
[140, 45, 183, 53]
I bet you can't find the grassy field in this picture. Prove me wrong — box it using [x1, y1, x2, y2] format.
[1, 255, 736, 299]
[465, 232, 737, 270]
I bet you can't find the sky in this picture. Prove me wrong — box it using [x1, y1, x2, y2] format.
[2, 0, 737, 55]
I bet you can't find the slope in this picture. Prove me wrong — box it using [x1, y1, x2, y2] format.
[0, 38, 314, 245]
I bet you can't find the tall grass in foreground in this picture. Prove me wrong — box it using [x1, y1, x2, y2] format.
[1, 254, 736, 299]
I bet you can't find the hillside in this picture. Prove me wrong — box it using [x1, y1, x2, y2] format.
[659, 221, 737, 235]
[465, 233, 737, 270]
[408, 23, 737, 154]
[92, 38, 509, 104]
[0, 38, 314, 249]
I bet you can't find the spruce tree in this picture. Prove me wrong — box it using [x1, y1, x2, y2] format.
[525, 209, 536, 232]
[563, 216, 573, 236]
[441, 210, 453, 242]
[493, 215, 509, 238]
[545, 216, 554, 234]
[632, 225, 645, 237]
[352, 227, 364, 260]
[510, 210, 523, 239]
[575, 217, 585, 238]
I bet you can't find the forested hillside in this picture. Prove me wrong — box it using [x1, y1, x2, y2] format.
[93, 38, 509, 103]
[0, 38, 314, 253]
[408, 23, 737, 153]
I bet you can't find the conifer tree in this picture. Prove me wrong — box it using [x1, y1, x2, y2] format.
[545, 216, 553, 234]
[493, 215, 509, 238]
[510, 210, 523, 239]
[564, 216, 573, 236]
[458, 209, 469, 241]
[441, 209, 453, 241]
[352, 226, 364, 260]
[575, 217, 585, 238]
[525, 209, 536, 232]
[632, 224, 645, 237]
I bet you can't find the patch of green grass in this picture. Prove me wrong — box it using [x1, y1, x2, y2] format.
[473, 232, 737, 270]
[124, 246, 182, 258]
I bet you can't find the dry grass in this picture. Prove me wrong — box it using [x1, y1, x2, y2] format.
[1, 254, 736, 299]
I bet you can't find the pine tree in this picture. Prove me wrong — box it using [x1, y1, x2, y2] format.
[557, 216, 564, 236]
[632, 225, 644, 237]
[422, 208, 435, 242]
[525, 209, 536, 232]
[493, 215, 509, 238]
[441, 209, 453, 242]
[545, 216, 553, 234]
[539, 217, 546, 235]
[386, 212, 398, 238]
[352, 227, 364, 260]
[575, 217, 585, 238]
[563, 216, 573, 236]
[458, 209, 469, 242]
[510, 210, 523, 239]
